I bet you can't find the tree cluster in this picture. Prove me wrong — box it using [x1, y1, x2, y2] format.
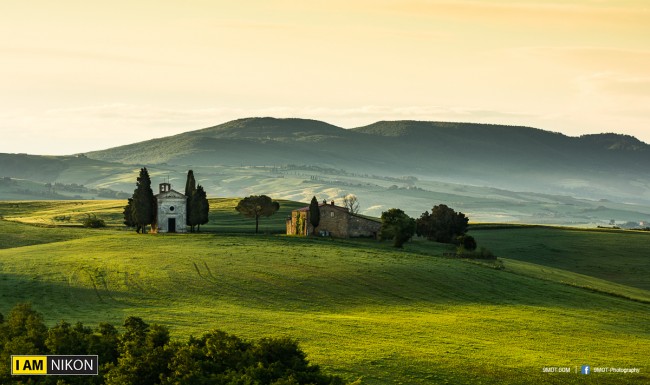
[184, 170, 210, 232]
[0, 303, 348, 385]
[379, 204, 473, 249]
[416, 204, 469, 243]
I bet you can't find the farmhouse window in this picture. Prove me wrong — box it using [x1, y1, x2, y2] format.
[330, 212, 334, 218]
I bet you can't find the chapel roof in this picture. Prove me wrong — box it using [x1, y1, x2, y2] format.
[155, 189, 186, 199]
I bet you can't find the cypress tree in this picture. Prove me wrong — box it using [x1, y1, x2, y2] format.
[185, 170, 197, 232]
[193, 185, 209, 232]
[308, 196, 320, 235]
[131, 167, 155, 234]
[123, 198, 136, 228]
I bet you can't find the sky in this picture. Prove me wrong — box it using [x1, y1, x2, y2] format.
[1, 0, 649, 155]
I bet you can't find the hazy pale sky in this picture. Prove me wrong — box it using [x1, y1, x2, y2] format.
[1, 0, 649, 154]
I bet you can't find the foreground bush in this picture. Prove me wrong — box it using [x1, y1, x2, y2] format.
[454, 235, 477, 251]
[0, 303, 349, 385]
[455, 247, 497, 260]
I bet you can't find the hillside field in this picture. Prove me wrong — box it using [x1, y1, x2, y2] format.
[0, 200, 649, 384]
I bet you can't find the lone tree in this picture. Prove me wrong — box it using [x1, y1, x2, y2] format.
[416, 204, 468, 243]
[309, 196, 320, 234]
[130, 167, 155, 234]
[235, 195, 280, 234]
[185, 170, 197, 232]
[343, 194, 360, 214]
[192, 185, 210, 232]
[380, 208, 416, 248]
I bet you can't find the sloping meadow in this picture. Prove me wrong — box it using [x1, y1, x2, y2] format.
[1, 214, 649, 383]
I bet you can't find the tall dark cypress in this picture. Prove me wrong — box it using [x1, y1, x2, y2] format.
[193, 185, 209, 232]
[185, 170, 197, 232]
[308, 196, 320, 235]
[123, 197, 136, 228]
[131, 167, 155, 234]
[184, 170, 196, 198]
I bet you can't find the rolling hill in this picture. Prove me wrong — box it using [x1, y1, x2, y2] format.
[0, 201, 649, 384]
[2, 118, 650, 225]
[84, 118, 650, 203]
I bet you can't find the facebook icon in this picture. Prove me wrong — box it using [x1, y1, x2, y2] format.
[581, 365, 591, 375]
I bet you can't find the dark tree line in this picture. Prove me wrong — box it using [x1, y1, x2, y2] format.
[379, 204, 472, 249]
[0, 303, 349, 385]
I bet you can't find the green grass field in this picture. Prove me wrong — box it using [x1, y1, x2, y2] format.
[0, 198, 304, 232]
[1, 201, 649, 384]
[471, 225, 650, 291]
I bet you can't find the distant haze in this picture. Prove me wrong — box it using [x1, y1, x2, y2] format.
[0, 1, 649, 155]
[2, 118, 650, 225]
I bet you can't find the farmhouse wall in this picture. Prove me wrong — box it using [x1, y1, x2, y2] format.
[286, 202, 380, 238]
[286, 211, 308, 236]
[348, 214, 381, 238]
[315, 205, 349, 238]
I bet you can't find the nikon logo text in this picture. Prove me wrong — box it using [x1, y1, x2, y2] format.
[11, 355, 98, 375]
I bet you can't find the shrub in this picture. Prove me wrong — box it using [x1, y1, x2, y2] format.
[456, 246, 496, 260]
[477, 247, 496, 260]
[82, 214, 106, 228]
[455, 235, 477, 251]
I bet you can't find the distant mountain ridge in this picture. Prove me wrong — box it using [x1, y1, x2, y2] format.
[87, 117, 649, 163]
[2, 118, 650, 223]
[88, 119, 641, 176]
[79, 118, 650, 206]
[2, 118, 649, 208]
[578, 132, 648, 151]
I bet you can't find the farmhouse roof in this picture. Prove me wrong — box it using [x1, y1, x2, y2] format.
[295, 202, 349, 212]
[293, 202, 380, 223]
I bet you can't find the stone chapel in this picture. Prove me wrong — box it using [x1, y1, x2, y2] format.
[155, 183, 187, 233]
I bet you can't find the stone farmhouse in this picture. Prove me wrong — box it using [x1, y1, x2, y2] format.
[155, 183, 187, 233]
[286, 200, 381, 238]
